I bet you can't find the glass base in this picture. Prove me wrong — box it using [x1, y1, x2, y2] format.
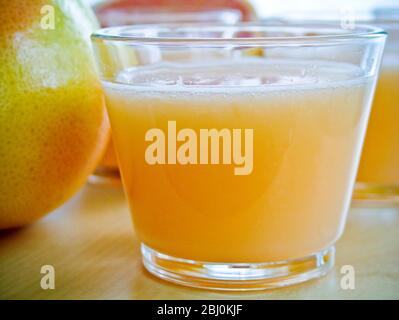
[141, 244, 335, 291]
[352, 182, 399, 207]
[88, 166, 121, 186]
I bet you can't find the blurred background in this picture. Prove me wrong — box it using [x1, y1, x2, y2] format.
[252, 0, 398, 18]
[87, 0, 399, 19]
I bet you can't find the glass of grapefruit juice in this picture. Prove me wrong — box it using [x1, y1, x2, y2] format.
[92, 24, 386, 290]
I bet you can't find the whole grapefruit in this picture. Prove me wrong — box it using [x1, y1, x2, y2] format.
[0, 0, 110, 229]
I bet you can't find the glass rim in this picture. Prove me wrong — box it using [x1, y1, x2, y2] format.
[91, 22, 386, 46]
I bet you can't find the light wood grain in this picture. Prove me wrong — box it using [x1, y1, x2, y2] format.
[0, 184, 398, 299]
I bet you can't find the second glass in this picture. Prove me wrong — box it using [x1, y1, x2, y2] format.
[354, 17, 399, 205]
[92, 23, 386, 290]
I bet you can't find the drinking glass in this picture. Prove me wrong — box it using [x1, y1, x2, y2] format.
[91, 23, 385, 290]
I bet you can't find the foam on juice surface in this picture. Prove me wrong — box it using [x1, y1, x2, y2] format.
[106, 58, 368, 93]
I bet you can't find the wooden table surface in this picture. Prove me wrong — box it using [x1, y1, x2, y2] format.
[0, 184, 398, 300]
